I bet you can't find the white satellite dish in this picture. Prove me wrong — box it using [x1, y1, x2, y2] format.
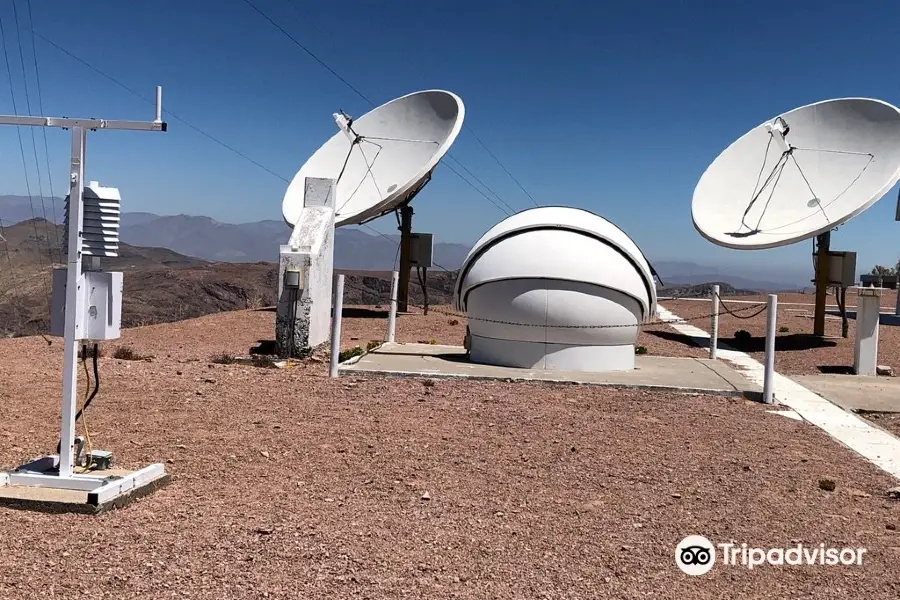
[692, 97, 900, 250]
[282, 89, 465, 227]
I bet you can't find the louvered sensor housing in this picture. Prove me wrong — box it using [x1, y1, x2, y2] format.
[63, 181, 122, 257]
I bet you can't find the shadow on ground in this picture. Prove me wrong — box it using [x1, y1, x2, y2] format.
[343, 307, 389, 319]
[646, 330, 837, 353]
[817, 365, 855, 375]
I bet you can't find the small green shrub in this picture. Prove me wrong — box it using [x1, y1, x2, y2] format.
[112, 345, 146, 361]
[635, 345, 648, 355]
[428, 339, 438, 345]
[448, 319, 459, 326]
[339, 346, 364, 362]
[211, 352, 236, 365]
[366, 340, 380, 351]
[818, 478, 836, 492]
[779, 326, 790, 333]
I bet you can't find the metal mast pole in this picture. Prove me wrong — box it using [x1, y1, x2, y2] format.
[58, 127, 86, 478]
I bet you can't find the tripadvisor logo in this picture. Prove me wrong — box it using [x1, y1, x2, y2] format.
[675, 536, 867, 575]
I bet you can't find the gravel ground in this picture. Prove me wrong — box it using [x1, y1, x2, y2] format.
[2, 310, 900, 598]
[657, 298, 900, 376]
[862, 413, 900, 438]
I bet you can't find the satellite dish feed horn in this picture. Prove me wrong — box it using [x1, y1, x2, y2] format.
[692, 97, 900, 335]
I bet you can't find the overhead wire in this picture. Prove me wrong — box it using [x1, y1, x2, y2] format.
[242, 0, 523, 216]
[11, 0, 55, 263]
[0, 12, 45, 272]
[282, 0, 539, 212]
[24, 0, 62, 256]
[31, 31, 291, 184]
[0, 216, 27, 329]
[460, 124, 540, 208]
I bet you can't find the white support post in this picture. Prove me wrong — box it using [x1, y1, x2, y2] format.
[58, 127, 86, 478]
[763, 294, 777, 405]
[710, 284, 719, 360]
[330, 274, 345, 378]
[854, 287, 881, 375]
[387, 270, 399, 343]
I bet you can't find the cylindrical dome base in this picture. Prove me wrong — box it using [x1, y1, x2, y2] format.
[469, 335, 635, 372]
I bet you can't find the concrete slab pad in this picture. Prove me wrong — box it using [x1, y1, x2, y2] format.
[826, 309, 900, 326]
[0, 467, 171, 515]
[340, 343, 761, 398]
[793, 374, 900, 413]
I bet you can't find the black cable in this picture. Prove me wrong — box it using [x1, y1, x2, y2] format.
[416, 266, 429, 315]
[75, 343, 100, 421]
[56, 343, 97, 455]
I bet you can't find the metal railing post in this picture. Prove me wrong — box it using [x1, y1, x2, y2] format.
[329, 274, 345, 378]
[387, 270, 399, 343]
[763, 294, 778, 404]
[710, 284, 719, 359]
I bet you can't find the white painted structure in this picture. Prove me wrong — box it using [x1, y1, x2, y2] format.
[453, 207, 657, 372]
[277, 90, 465, 352]
[276, 178, 336, 357]
[693, 97, 900, 249]
[282, 90, 465, 227]
[854, 288, 882, 375]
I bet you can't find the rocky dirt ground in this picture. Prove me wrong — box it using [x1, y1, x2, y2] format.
[1, 307, 900, 598]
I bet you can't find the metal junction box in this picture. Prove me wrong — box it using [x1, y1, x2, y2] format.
[50, 269, 123, 341]
[826, 251, 857, 288]
[409, 232, 434, 268]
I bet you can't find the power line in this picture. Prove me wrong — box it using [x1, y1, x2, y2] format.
[445, 153, 517, 214]
[239, 0, 374, 107]
[25, 0, 62, 256]
[441, 160, 512, 217]
[242, 0, 522, 218]
[463, 124, 539, 208]
[0, 11, 45, 276]
[12, 0, 55, 263]
[280, 0, 538, 211]
[31, 31, 291, 184]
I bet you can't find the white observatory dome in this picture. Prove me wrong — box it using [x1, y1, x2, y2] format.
[453, 207, 657, 372]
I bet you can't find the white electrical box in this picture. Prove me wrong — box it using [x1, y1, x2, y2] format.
[826, 251, 857, 287]
[50, 269, 123, 341]
[410, 232, 434, 268]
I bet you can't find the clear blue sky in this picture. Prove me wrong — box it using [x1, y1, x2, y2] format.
[1, 0, 899, 276]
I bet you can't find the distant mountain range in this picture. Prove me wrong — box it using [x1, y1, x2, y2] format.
[1, 194, 806, 288]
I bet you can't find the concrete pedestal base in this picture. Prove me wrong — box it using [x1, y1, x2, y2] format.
[469, 335, 635, 372]
[854, 290, 881, 376]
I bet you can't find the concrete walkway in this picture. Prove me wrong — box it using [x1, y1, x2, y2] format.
[341, 343, 760, 397]
[656, 305, 900, 480]
[793, 374, 900, 413]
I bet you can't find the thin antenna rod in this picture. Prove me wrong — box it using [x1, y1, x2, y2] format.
[154, 86, 162, 123]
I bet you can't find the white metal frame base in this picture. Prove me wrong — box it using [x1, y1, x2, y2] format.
[1, 463, 167, 506]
